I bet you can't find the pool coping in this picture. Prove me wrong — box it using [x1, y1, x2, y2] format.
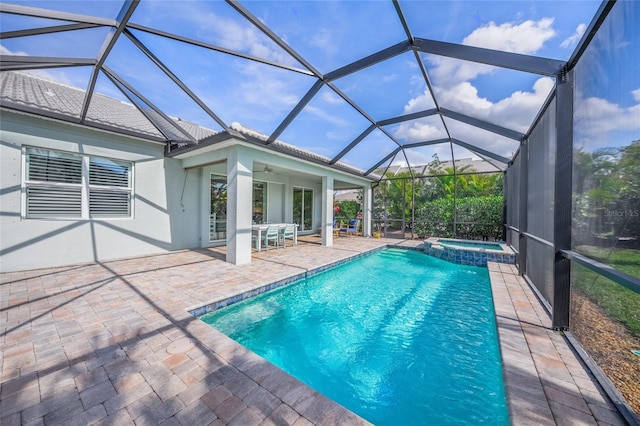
[487, 261, 626, 425]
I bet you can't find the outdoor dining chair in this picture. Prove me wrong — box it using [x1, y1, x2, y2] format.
[280, 224, 296, 247]
[263, 225, 280, 250]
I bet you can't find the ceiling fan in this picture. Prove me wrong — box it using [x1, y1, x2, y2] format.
[263, 165, 274, 173]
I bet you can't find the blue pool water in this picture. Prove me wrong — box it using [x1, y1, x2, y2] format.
[201, 249, 508, 425]
[439, 239, 503, 251]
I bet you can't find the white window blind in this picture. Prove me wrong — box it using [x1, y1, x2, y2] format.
[26, 149, 82, 218]
[27, 186, 82, 218]
[25, 148, 133, 219]
[27, 149, 82, 184]
[89, 157, 131, 217]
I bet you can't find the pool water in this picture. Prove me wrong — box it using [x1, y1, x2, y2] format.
[201, 249, 508, 425]
[439, 239, 503, 251]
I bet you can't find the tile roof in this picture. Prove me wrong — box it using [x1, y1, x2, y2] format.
[0, 71, 220, 142]
[2, 71, 161, 137]
[1, 71, 377, 180]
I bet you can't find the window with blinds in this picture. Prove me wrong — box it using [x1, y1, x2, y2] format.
[88, 157, 131, 217]
[25, 148, 133, 219]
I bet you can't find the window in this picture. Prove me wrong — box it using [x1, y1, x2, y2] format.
[24, 148, 133, 219]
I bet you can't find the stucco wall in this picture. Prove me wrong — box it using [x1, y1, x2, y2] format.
[0, 111, 201, 272]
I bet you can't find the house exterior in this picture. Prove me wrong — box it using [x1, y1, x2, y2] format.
[0, 72, 374, 273]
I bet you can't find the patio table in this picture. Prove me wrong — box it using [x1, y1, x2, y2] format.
[252, 223, 298, 251]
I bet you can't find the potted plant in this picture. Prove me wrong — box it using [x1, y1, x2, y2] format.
[373, 223, 381, 238]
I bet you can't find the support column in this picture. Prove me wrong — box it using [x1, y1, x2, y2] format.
[226, 147, 253, 265]
[362, 185, 372, 237]
[321, 176, 334, 246]
[552, 68, 574, 329]
[518, 140, 529, 275]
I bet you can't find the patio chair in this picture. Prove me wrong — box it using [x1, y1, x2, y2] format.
[344, 218, 360, 236]
[263, 225, 280, 250]
[332, 218, 342, 237]
[280, 224, 296, 247]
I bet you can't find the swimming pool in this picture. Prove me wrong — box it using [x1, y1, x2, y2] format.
[438, 239, 503, 251]
[201, 249, 508, 425]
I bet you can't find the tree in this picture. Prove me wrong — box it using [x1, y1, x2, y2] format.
[334, 200, 360, 223]
[617, 140, 640, 240]
[573, 142, 640, 245]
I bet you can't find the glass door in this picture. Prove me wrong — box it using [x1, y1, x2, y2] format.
[210, 174, 227, 241]
[293, 187, 313, 231]
[252, 181, 267, 224]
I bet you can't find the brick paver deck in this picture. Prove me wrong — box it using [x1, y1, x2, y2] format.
[0, 237, 628, 425]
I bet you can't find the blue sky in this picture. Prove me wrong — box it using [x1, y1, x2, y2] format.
[1, 0, 637, 173]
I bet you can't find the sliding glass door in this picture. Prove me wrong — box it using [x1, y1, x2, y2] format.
[293, 187, 313, 231]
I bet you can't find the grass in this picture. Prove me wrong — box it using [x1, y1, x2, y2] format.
[572, 245, 640, 336]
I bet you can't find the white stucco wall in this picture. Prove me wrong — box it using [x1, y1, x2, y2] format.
[0, 111, 201, 272]
[266, 183, 285, 224]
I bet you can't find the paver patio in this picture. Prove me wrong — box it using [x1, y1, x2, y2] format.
[0, 236, 628, 425]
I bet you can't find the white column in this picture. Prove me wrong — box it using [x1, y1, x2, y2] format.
[321, 175, 334, 246]
[284, 177, 293, 223]
[362, 185, 372, 237]
[226, 147, 253, 265]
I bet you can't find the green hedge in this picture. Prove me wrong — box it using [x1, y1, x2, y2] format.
[413, 195, 503, 240]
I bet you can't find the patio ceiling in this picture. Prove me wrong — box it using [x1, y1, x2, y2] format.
[0, 0, 603, 180]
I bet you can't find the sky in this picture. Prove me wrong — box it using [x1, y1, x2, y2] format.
[1, 0, 638, 173]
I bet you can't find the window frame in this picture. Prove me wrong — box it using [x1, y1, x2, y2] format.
[22, 146, 134, 220]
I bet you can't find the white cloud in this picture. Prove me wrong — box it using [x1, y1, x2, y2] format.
[426, 18, 557, 88]
[214, 18, 294, 65]
[632, 88, 640, 102]
[392, 119, 448, 144]
[445, 118, 519, 158]
[404, 91, 437, 112]
[382, 74, 398, 83]
[574, 93, 640, 148]
[560, 23, 587, 48]
[435, 82, 493, 112]
[394, 75, 554, 160]
[1, 45, 27, 56]
[398, 17, 564, 160]
[401, 16, 561, 159]
[403, 77, 555, 142]
[236, 63, 301, 111]
[485, 77, 555, 132]
[173, 5, 296, 66]
[463, 18, 557, 54]
[320, 90, 344, 105]
[305, 105, 351, 127]
[309, 27, 339, 56]
[427, 56, 494, 88]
